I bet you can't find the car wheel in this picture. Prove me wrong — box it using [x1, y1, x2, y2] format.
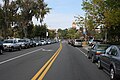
[110, 67, 117, 80]
[18, 46, 21, 51]
[0, 49, 3, 54]
[92, 55, 95, 63]
[11, 47, 14, 52]
[97, 59, 102, 69]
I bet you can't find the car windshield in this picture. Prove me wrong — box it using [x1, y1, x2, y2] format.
[76, 40, 82, 42]
[4, 40, 13, 43]
[97, 45, 109, 50]
[18, 40, 26, 42]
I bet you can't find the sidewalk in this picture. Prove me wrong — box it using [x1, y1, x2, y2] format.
[82, 41, 90, 51]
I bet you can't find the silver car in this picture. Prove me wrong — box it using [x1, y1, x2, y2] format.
[3, 39, 21, 51]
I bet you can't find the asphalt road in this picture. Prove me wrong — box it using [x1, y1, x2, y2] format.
[0, 41, 110, 80]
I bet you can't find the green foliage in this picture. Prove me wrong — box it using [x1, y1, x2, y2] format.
[57, 28, 80, 39]
[82, 0, 120, 42]
[0, 0, 51, 38]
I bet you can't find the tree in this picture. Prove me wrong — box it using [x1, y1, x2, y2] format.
[34, 0, 51, 26]
[67, 28, 77, 39]
[82, 0, 120, 42]
[48, 29, 56, 39]
[0, 6, 5, 37]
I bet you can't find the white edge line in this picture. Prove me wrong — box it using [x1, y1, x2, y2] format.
[76, 48, 88, 57]
[0, 48, 42, 65]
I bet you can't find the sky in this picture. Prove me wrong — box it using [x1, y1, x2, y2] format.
[0, 0, 85, 30]
[44, 0, 85, 29]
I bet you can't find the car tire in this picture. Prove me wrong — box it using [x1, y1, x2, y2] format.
[18, 46, 21, 51]
[97, 59, 102, 69]
[110, 67, 117, 80]
[0, 49, 3, 54]
[11, 47, 14, 52]
[87, 52, 91, 59]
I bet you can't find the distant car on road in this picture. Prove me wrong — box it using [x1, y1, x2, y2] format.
[3, 39, 21, 51]
[0, 41, 3, 54]
[88, 43, 110, 63]
[98, 45, 120, 80]
[73, 39, 82, 47]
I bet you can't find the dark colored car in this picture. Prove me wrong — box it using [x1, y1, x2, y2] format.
[97, 45, 120, 80]
[0, 41, 3, 54]
[30, 40, 36, 47]
[88, 43, 110, 63]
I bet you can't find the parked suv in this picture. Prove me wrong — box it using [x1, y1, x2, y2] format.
[3, 39, 21, 51]
[73, 39, 82, 47]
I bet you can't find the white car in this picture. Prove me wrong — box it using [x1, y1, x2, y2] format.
[3, 39, 21, 51]
[73, 39, 82, 47]
[41, 40, 47, 45]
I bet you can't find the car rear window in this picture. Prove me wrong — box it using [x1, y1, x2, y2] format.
[97, 45, 109, 50]
[76, 40, 82, 42]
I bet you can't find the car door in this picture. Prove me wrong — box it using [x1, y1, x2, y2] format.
[109, 46, 119, 70]
[14, 40, 18, 48]
[100, 46, 112, 70]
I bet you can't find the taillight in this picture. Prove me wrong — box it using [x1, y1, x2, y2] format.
[96, 51, 102, 55]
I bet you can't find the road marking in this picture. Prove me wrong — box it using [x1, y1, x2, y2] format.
[32, 43, 62, 80]
[76, 48, 88, 57]
[41, 48, 53, 52]
[0, 48, 43, 65]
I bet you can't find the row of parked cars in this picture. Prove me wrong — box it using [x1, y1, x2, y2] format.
[0, 38, 59, 54]
[87, 41, 120, 80]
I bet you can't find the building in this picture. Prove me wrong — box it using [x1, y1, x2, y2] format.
[72, 22, 76, 29]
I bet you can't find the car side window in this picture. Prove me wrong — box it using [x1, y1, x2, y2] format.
[105, 47, 111, 55]
[14, 40, 17, 43]
[111, 47, 118, 56]
[93, 45, 96, 50]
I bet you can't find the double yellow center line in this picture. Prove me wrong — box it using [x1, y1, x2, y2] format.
[32, 43, 62, 80]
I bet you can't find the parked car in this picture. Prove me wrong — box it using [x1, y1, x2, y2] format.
[73, 39, 82, 47]
[88, 39, 103, 46]
[30, 40, 36, 47]
[41, 40, 47, 45]
[0, 41, 3, 54]
[15, 39, 28, 49]
[3, 39, 21, 51]
[24, 39, 31, 48]
[88, 43, 110, 63]
[97, 45, 120, 80]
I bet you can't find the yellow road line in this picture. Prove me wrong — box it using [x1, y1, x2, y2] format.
[31, 43, 62, 80]
[38, 46, 62, 80]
